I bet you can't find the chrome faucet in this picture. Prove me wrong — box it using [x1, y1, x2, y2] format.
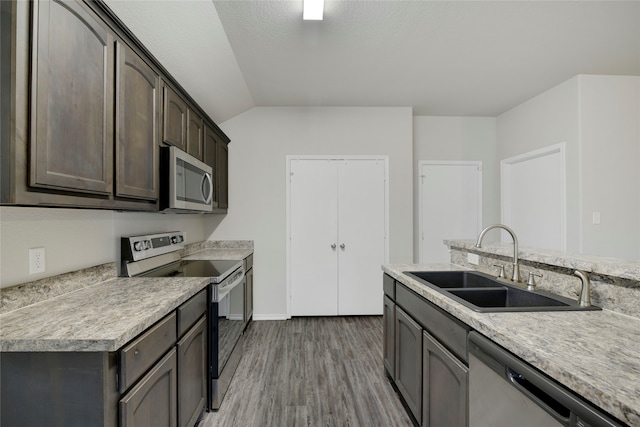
[573, 270, 592, 307]
[475, 224, 521, 282]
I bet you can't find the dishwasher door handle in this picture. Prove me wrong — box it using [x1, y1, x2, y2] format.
[506, 367, 571, 425]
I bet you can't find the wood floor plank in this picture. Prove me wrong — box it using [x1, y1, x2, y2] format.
[200, 316, 412, 427]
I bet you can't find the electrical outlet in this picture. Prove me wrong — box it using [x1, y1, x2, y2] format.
[467, 253, 480, 265]
[29, 247, 46, 274]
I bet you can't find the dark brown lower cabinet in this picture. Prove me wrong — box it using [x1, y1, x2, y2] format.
[0, 291, 207, 427]
[422, 331, 468, 427]
[383, 295, 395, 379]
[395, 306, 423, 424]
[385, 275, 470, 427]
[120, 348, 178, 427]
[177, 317, 207, 427]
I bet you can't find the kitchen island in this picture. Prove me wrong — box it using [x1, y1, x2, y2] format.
[384, 263, 640, 427]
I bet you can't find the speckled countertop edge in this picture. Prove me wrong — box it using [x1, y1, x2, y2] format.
[383, 263, 640, 426]
[0, 276, 210, 352]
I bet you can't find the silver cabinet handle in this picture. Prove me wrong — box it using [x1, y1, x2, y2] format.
[331, 244, 336, 249]
[340, 244, 345, 249]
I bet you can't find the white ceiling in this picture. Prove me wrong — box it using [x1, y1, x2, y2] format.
[107, 1, 640, 122]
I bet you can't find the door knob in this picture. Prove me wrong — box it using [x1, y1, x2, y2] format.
[331, 244, 336, 249]
[340, 244, 345, 249]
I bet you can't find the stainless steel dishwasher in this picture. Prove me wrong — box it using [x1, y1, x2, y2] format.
[468, 332, 626, 427]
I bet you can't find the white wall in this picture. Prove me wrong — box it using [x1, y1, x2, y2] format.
[0, 207, 208, 288]
[496, 75, 640, 259]
[579, 75, 640, 259]
[413, 116, 499, 259]
[206, 107, 414, 319]
[497, 77, 581, 252]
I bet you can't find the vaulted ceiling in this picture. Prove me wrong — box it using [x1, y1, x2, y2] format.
[106, 1, 640, 123]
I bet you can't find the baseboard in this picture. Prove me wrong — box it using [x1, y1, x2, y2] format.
[252, 314, 290, 321]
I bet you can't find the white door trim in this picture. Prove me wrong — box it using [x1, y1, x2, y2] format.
[418, 160, 483, 263]
[501, 142, 567, 250]
[285, 155, 390, 319]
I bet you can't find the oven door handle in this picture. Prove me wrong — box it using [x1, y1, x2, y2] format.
[216, 272, 245, 301]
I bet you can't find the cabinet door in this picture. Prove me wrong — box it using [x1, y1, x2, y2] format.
[120, 348, 177, 427]
[422, 331, 468, 427]
[186, 109, 204, 161]
[215, 139, 229, 209]
[163, 86, 187, 150]
[395, 306, 423, 424]
[337, 159, 386, 315]
[383, 295, 395, 379]
[177, 317, 206, 427]
[115, 42, 159, 201]
[245, 267, 253, 327]
[30, 0, 114, 195]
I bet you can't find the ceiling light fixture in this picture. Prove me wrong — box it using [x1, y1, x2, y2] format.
[303, 0, 324, 20]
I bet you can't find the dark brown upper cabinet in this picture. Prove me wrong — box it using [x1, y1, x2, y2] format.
[162, 86, 187, 151]
[1, 0, 230, 211]
[204, 124, 229, 212]
[203, 125, 218, 208]
[215, 139, 229, 210]
[30, 0, 114, 196]
[115, 42, 159, 201]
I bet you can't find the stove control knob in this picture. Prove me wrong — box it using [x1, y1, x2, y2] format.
[134, 241, 143, 251]
[143, 240, 151, 249]
[171, 235, 183, 244]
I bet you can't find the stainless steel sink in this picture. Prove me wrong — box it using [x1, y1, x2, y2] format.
[404, 270, 601, 312]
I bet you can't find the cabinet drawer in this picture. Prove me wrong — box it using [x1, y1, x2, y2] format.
[383, 274, 395, 299]
[244, 254, 254, 271]
[396, 284, 468, 362]
[119, 312, 177, 393]
[177, 290, 206, 338]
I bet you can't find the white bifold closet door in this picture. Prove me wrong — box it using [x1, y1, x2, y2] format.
[290, 158, 386, 316]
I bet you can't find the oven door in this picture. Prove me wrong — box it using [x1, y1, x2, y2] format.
[210, 278, 245, 378]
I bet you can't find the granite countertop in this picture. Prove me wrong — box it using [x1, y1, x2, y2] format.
[0, 276, 210, 352]
[182, 248, 253, 261]
[0, 246, 254, 353]
[383, 263, 640, 426]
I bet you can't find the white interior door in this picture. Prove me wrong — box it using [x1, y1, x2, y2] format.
[337, 159, 386, 315]
[419, 162, 482, 263]
[290, 159, 338, 315]
[501, 144, 565, 251]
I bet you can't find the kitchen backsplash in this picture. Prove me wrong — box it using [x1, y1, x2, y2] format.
[182, 240, 254, 256]
[446, 240, 640, 319]
[0, 263, 117, 315]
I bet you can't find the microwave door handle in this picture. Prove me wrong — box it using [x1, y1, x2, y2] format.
[202, 172, 213, 204]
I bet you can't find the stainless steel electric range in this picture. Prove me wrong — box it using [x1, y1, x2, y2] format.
[120, 231, 246, 411]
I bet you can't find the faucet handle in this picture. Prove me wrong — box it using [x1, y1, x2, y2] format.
[526, 272, 543, 291]
[493, 264, 506, 279]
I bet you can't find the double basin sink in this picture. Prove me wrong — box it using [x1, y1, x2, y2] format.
[404, 271, 601, 312]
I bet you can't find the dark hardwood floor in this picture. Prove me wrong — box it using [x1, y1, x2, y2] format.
[200, 316, 413, 427]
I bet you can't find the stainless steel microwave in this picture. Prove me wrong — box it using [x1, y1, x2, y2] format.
[160, 146, 213, 213]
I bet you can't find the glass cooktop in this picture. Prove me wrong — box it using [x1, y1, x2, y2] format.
[142, 259, 242, 283]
